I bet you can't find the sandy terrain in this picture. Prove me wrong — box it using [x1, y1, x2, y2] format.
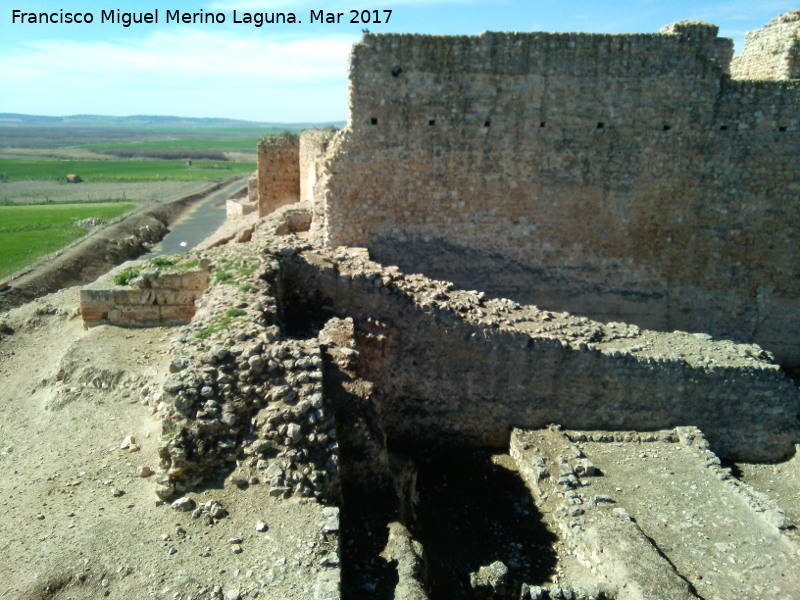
[0, 286, 333, 600]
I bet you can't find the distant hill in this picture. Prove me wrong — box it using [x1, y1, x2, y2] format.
[0, 113, 345, 130]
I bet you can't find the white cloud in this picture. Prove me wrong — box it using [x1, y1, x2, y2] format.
[2, 29, 354, 121]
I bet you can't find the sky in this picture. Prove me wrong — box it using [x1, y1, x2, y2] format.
[1, 0, 797, 123]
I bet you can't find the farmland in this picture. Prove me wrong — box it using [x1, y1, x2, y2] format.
[0, 115, 300, 278]
[0, 157, 255, 183]
[0, 202, 136, 278]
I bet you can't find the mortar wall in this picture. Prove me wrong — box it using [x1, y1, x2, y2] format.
[324, 26, 800, 372]
[299, 130, 333, 242]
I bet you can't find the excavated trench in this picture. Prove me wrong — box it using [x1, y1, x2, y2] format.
[279, 284, 560, 600]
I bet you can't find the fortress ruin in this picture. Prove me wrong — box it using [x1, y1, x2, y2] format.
[69, 12, 800, 600]
[259, 11, 800, 376]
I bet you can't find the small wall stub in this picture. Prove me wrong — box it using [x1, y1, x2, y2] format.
[226, 199, 258, 221]
[81, 257, 210, 328]
[257, 133, 300, 217]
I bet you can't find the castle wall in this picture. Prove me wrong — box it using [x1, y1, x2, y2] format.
[323, 23, 800, 372]
[257, 133, 300, 217]
[299, 129, 334, 241]
[283, 247, 800, 462]
[731, 11, 800, 80]
[246, 172, 258, 203]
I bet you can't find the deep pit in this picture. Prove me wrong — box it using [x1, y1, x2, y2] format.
[281, 256, 562, 599]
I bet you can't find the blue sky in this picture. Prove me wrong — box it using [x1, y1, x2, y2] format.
[1, 1, 796, 122]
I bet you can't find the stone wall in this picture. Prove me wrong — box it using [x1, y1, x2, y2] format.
[322, 18, 800, 373]
[225, 198, 257, 221]
[282, 245, 800, 462]
[246, 172, 258, 203]
[257, 133, 300, 217]
[81, 258, 210, 328]
[731, 11, 800, 80]
[299, 129, 336, 242]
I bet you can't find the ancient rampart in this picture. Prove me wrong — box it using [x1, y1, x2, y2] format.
[321, 18, 800, 373]
[731, 11, 800, 79]
[257, 133, 299, 217]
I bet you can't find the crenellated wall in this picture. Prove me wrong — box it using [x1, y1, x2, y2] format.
[322, 18, 800, 373]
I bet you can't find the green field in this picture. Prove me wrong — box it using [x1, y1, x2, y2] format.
[0, 202, 136, 278]
[86, 133, 273, 154]
[0, 118, 298, 277]
[0, 158, 255, 183]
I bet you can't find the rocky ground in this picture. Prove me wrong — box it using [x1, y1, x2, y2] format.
[1, 212, 799, 600]
[0, 287, 337, 600]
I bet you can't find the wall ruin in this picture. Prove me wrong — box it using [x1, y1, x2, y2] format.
[281, 244, 799, 462]
[257, 133, 300, 217]
[320, 17, 800, 374]
[81, 257, 210, 328]
[299, 128, 336, 241]
[731, 10, 800, 80]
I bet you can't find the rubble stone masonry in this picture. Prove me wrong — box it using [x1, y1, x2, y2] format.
[323, 18, 800, 373]
[282, 244, 800, 462]
[732, 11, 800, 80]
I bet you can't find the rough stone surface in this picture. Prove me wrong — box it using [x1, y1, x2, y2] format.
[81, 254, 211, 328]
[257, 133, 300, 218]
[319, 17, 800, 375]
[156, 244, 340, 502]
[511, 426, 800, 600]
[732, 11, 800, 80]
[278, 241, 799, 462]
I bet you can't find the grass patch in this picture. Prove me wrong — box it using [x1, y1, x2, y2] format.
[112, 255, 202, 286]
[214, 269, 233, 284]
[0, 202, 136, 278]
[211, 254, 260, 286]
[180, 259, 201, 270]
[149, 257, 177, 268]
[87, 136, 263, 157]
[113, 265, 144, 286]
[0, 158, 255, 183]
[195, 309, 248, 340]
